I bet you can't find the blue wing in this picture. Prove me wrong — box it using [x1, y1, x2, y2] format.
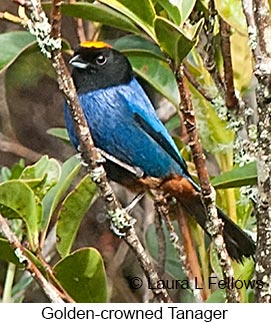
[65, 77, 193, 181]
[120, 79, 189, 176]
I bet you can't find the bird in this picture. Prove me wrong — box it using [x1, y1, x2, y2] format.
[64, 41, 255, 261]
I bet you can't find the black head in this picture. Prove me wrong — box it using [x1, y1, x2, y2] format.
[69, 41, 133, 93]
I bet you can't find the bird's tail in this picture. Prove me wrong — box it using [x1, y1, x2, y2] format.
[178, 194, 255, 261]
[145, 174, 255, 260]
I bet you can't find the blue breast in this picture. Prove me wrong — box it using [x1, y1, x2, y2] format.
[65, 78, 190, 180]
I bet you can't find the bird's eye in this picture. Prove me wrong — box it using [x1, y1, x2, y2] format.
[96, 55, 107, 66]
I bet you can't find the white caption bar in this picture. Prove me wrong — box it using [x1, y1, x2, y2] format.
[0, 303, 268, 323]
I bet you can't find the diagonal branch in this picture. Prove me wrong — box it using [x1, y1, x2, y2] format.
[0, 213, 65, 303]
[175, 66, 240, 303]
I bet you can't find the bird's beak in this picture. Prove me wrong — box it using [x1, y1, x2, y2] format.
[69, 55, 89, 69]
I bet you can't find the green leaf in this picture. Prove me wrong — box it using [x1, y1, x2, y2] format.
[156, 0, 181, 25]
[54, 248, 107, 302]
[42, 155, 81, 230]
[0, 167, 11, 182]
[0, 181, 40, 249]
[113, 34, 165, 60]
[47, 127, 70, 143]
[186, 47, 218, 97]
[20, 156, 61, 199]
[230, 31, 253, 93]
[0, 31, 36, 73]
[0, 238, 22, 266]
[12, 275, 33, 302]
[165, 113, 180, 132]
[57, 175, 97, 258]
[180, 0, 197, 23]
[60, 2, 141, 35]
[100, 0, 156, 39]
[0, 159, 25, 182]
[20, 156, 57, 181]
[5, 43, 55, 88]
[187, 52, 234, 154]
[154, 17, 201, 65]
[0, 239, 46, 275]
[214, 0, 247, 34]
[186, 48, 234, 152]
[211, 162, 257, 189]
[155, 0, 196, 24]
[233, 257, 255, 282]
[129, 55, 180, 107]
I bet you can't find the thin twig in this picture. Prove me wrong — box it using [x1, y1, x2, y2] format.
[75, 18, 86, 43]
[176, 66, 240, 303]
[183, 65, 215, 102]
[203, 0, 225, 97]
[0, 132, 41, 162]
[219, 18, 239, 111]
[68, 0, 86, 42]
[242, 0, 271, 303]
[0, 213, 65, 303]
[154, 194, 204, 302]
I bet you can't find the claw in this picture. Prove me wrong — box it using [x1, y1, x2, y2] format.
[125, 192, 145, 214]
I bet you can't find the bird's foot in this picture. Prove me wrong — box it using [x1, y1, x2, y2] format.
[125, 192, 145, 214]
[96, 148, 144, 178]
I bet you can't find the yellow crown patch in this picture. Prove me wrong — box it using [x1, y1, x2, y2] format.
[80, 41, 112, 49]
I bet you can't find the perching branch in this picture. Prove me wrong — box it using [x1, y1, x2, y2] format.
[242, 0, 271, 303]
[175, 66, 240, 303]
[15, 0, 171, 303]
[0, 213, 65, 303]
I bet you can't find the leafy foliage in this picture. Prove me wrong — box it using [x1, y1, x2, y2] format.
[0, 0, 257, 303]
[54, 248, 107, 303]
[0, 31, 36, 72]
[56, 175, 97, 258]
[0, 155, 105, 302]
